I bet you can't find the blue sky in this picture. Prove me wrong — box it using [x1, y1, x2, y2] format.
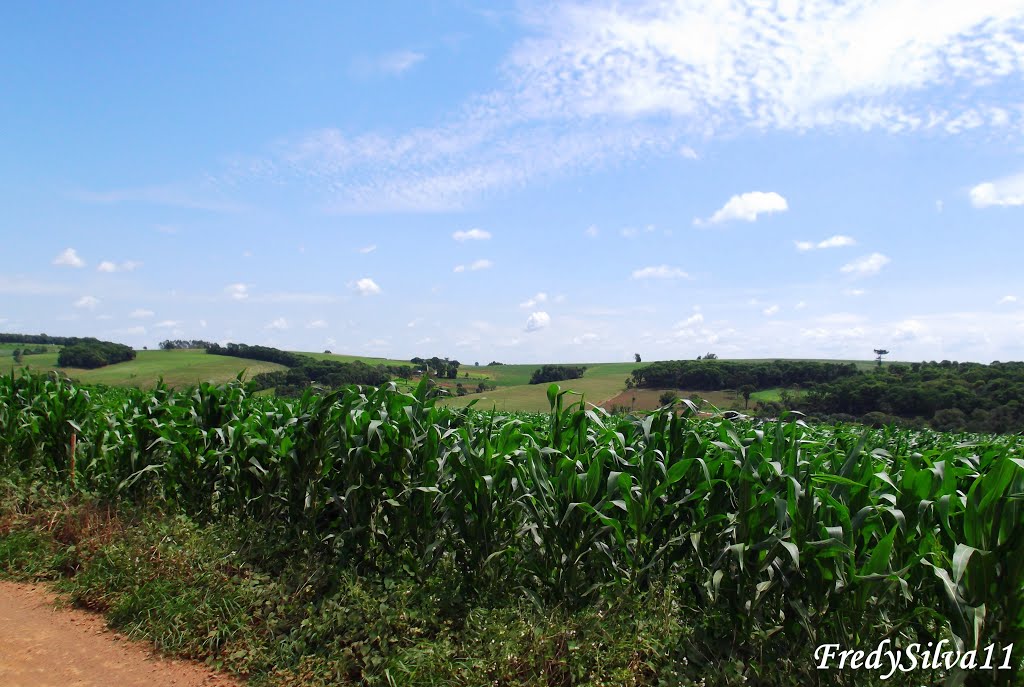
[3, 1, 1024, 363]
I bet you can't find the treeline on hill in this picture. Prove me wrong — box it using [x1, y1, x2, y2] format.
[795, 360, 1024, 433]
[159, 339, 214, 350]
[1, 332, 112, 346]
[207, 342, 413, 396]
[530, 364, 587, 384]
[632, 359, 859, 390]
[57, 339, 136, 369]
[410, 356, 461, 378]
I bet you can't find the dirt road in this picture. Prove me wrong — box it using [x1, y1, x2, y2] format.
[0, 581, 243, 687]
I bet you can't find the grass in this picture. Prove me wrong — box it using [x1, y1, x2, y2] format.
[5, 349, 286, 388]
[440, 362, 642, 412]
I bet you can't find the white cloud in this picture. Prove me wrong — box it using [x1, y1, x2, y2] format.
[53, 248, 85, 268]
[225, 283, 249, 300]
[358, 244, 377, 254]
[697, 191, 788, 225]
[352, 277, 381, 296]
[970, 173, 1024, 207]
[130, 308, 154, 318]
[843, 288, 866, 296]
[519, 292, 548, 308]
[266, 317, 289, 330]
[456, 259, 493, 272]
[199, 319, 207, 328]
[74, 295, 99, 309]
[470, 258, 492, 271]
[114, 325, 146, 336]
[307, 319, 328, 329]
[797, 235, 857, 251]
[999, 295, 1018, 304]
[154, 320, 180, 328]
[572, 332, 601, 344]
[525, 311, 551, 332]
[585, 225, 599, 237]
[840, 252, 891, 276]
[453, 228, 491, 241]
[631, 265, 691, 280]
[97, 260, 142, 273]
[795, 301, 807, 309]
[674, 313, 704, 328]
[679, 145, 699, 160]
[763, 304, 780, 316]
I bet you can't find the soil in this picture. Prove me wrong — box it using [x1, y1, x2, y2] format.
[0, 580, 243, 687]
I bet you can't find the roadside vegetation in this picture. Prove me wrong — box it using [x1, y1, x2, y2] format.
[1, 370, 1021, 685]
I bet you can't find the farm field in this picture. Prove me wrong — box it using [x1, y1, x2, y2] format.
[1, 371, 1021, 686]
[3, 348, 286, 388]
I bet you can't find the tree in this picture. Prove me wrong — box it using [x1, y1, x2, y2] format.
[658, 390, 678, 406]
[873, 349, 889, 368]
[739, 384, 755, 410]
[703, 352, 719, 360]
[634, 353, 642, 363]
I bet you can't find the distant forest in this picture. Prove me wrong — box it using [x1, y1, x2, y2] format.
[634, 359, 1024, 433]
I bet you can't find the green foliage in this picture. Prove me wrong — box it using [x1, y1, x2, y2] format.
[2, 370, 1024, 685]
[57, 340, 136, 369]
[529, 364, 587, 384]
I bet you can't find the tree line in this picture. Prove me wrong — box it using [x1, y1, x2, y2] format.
[208, 343, 414, 396]
[631, 359, 859, 390]
[529, 365, 587, 384]
[159, 339, 214, 350]
[57, 340, 135, 369]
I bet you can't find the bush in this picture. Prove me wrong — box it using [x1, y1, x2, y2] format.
[658, 391, 679, 406]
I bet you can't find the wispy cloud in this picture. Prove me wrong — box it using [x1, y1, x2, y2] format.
[97, 260, 142, 273]
[841, 253, 891, 276]
[454, 259, 493, 272]
[696, 192, 788, 225]
[999, 294, 1018, 304]
[453, 228, 492, 241]
[74, 295, 100, 310]
[130, 308, 154, 318]
[631, 265, 691, 280]
[266, 317, 289, 330]
[73, 185, 247, 213]
[796, 235, 857, 251]
[352, 50, 426, 78]
[520, 292, 548, 308]
[358, 244, 377, 254]
[53, 248, 85, 268]
[225, 283, 249, 300]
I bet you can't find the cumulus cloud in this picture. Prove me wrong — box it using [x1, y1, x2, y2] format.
[130, 308, 154, 318]
[999, 295, 1018, 304]
[97, 260, 142, 273]
[796, 235, 856, 251]
[225, 283, 249, 300]
[970, 173, 1024, 207]
[520, 292, 548, 308]
[74, 295, 99, 309]
[352, 277, 381, 296]
[679, 146, 699, 160]
[840, 253, 891, 276]
[697, 192, 788, 225]
[53, 248, 85, 268]
[525, 311, 551, 332]
[675, 313, 704, 328]
[266, 317, 289, 330]
[631, 265, 691, 280]
[453, 228, 491, 241]
[763, 304, 780, 316]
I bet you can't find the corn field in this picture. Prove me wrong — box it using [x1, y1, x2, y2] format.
[1, 370, 1022, 684]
